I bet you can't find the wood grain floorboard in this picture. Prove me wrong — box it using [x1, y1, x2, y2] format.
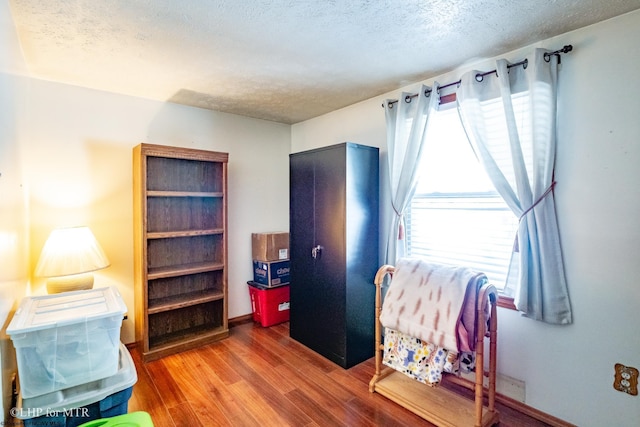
[129, 321, 555, 427]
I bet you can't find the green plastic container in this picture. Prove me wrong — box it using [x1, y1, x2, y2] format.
[78, 411, 153, 427]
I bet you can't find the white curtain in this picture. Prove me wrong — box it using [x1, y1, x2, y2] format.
[456, 49, 572, 324]
[384, 84, 439, 264]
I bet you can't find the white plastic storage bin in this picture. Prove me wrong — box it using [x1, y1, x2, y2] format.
[7, 287, 127, 398]
[15, 343, 138, 427]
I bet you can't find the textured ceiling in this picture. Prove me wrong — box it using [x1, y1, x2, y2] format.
[7, 0, 640, 124]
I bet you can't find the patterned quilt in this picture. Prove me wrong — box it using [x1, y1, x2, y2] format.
[382, 327, 475, 386]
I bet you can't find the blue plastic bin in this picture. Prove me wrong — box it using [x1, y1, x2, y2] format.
[14, 343, 137, 427]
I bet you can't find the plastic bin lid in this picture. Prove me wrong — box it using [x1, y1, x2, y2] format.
[7, 286, 128, 335]
[15, 343, 137, 419]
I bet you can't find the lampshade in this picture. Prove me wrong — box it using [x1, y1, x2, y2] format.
[35, 226, 110, 293]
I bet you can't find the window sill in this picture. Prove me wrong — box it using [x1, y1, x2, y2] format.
[497, 295, 517, 310]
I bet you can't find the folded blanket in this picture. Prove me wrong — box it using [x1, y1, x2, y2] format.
[380, 258, 487, 352]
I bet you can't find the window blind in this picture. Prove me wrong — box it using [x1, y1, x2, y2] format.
[405, 95, 529, 290]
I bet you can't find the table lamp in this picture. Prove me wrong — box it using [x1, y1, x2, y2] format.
[35, 226, 110, 294]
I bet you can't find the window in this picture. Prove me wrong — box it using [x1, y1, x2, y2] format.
[406, 94, 530, 294]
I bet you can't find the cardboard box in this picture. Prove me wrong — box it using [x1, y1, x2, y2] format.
[248, 281, 290, 327]
[252, 232, 289, 262]
[253, 260, 290, 287]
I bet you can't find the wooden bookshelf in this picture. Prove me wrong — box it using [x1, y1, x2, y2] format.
[133, 143, 229, 362]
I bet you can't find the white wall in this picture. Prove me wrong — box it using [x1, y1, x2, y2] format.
[17, 79, 290, 344]
[0, 71, 29, 424]
[0, 74, 29, 302]
[292, 10, 640, 427]
[0, 3, 29, 421]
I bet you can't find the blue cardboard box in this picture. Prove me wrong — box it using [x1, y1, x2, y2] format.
[253, 260, 290, 286]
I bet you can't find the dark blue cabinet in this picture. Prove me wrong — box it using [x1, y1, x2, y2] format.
[289, 142, 379, 368]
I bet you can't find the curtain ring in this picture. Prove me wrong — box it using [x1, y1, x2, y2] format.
[475, 73, 484, 82]
[404, 95, 412, 103]
[543, 52, 560, 63]
[523, 58, 529, 69]
[424, 88, 431, 98]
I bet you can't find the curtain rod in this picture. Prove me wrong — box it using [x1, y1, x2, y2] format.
[383, 44, 573, 108]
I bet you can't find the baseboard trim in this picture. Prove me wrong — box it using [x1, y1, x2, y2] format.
[449, 376, 576, 427]
[229, 314, 254, 327]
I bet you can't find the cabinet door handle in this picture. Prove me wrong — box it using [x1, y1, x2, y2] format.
[311, 245, 322, 259]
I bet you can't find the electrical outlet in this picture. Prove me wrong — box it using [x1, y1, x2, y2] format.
[613, 363, 638, 396]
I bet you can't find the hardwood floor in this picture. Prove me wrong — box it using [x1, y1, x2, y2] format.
[128, 321, 555, 427]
